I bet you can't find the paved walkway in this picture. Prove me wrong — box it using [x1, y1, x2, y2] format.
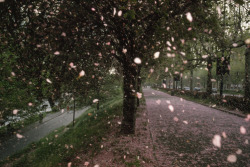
[144, 88, 249, 167]
[0, 106, 89, 160]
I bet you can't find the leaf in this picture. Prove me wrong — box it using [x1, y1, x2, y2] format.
[234, 0, 244, 5]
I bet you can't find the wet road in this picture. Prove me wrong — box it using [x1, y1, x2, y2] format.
[144, 88, 249, 167]
[0, 106, 89, 160]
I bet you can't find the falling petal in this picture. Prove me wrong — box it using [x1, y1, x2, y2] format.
[122, 48, 127, 53]
[216, 6, 221, 16]
[180, 52, 186, 56]
[94, 164, 100, 167]
[240, 126, 246, 134]
[154, 52, 160, 59]
[28, 102, 33, 106]
[202, 55, 208, 58]
[93, 99, 99, 103]
[68, 162, 72, 167]
[168, 105, 174, 112]
[79, 70, 85, 77]
[236, 149, 242, 154]
[173, 117, 179, 122]
[227, 154, 237, 163]
[61, 32, 66, 36]
[11, 72, 16, 76]
[222, 99, 227, 103]
[84, 161, 90, 166]
[245, 38, 250, 45]
[165, 67, 168, 72]
[137, 92, 142, 99]
[156, 100, 161, 104]
[212, 135, 221, 148]
[245, 114, 250, 121]
[166, 41, 172, 46]
[46, 78, 52, 84]
[54, 51, 60, 55]
[232, 43, 238, 47]
[113, 8, 116, 15]
[13, 109, 18, 115]
[186, 12, 193, 22]
[118, 10, 122, 16]
[117, 121, 121, 125]
[91, 8, 95, 11]
[167, 53, 172, 57]
[183, 121, 188, 124]
[222, 132, 227, 138]
[134, 57, 142, 64]
[16, 133, 24, 139]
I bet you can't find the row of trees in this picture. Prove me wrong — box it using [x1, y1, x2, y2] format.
[146, 0, 249, 98]
[0, 0, 248, 133]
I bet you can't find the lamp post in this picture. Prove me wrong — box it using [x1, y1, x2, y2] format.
[73, 90, 76, 127]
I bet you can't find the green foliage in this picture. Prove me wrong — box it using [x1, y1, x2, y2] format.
[234, 0, 245, 5]
[0, 97, 123, 167]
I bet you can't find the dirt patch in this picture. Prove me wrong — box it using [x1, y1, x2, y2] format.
[73, 106, 156, 167]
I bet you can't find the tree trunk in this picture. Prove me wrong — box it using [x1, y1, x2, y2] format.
[136, 66, 141, 107]
[220, 74, 224, 97]
[173, 76, 176, 90]
[180, 74, 183, 90]
[245, 46, 250, 99]
[121, 67, 137, 134]
[206, 57, 213, 95]
[48, 96, 55, 109]
[190, 69, 193, 91]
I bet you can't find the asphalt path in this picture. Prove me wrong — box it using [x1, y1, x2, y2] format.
[0, 106, 90, 160]
[144, 88, 249, 167]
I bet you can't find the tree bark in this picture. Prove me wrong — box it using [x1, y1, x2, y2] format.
[219, 74, 224, 97]
[206, 57, 213, 95]
[121, 66, 137, 134]
[190, 69, 193, 91]
[136, 66, 141, 107]
[173, 76, 176, 90]
[245, 46, 250, 99]
[48, 96, 55, 109]
[180, 74, 183, 90]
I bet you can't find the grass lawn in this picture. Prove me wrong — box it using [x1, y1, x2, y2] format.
[155, 88, 248, 115]
[0, 96, 123, 167]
